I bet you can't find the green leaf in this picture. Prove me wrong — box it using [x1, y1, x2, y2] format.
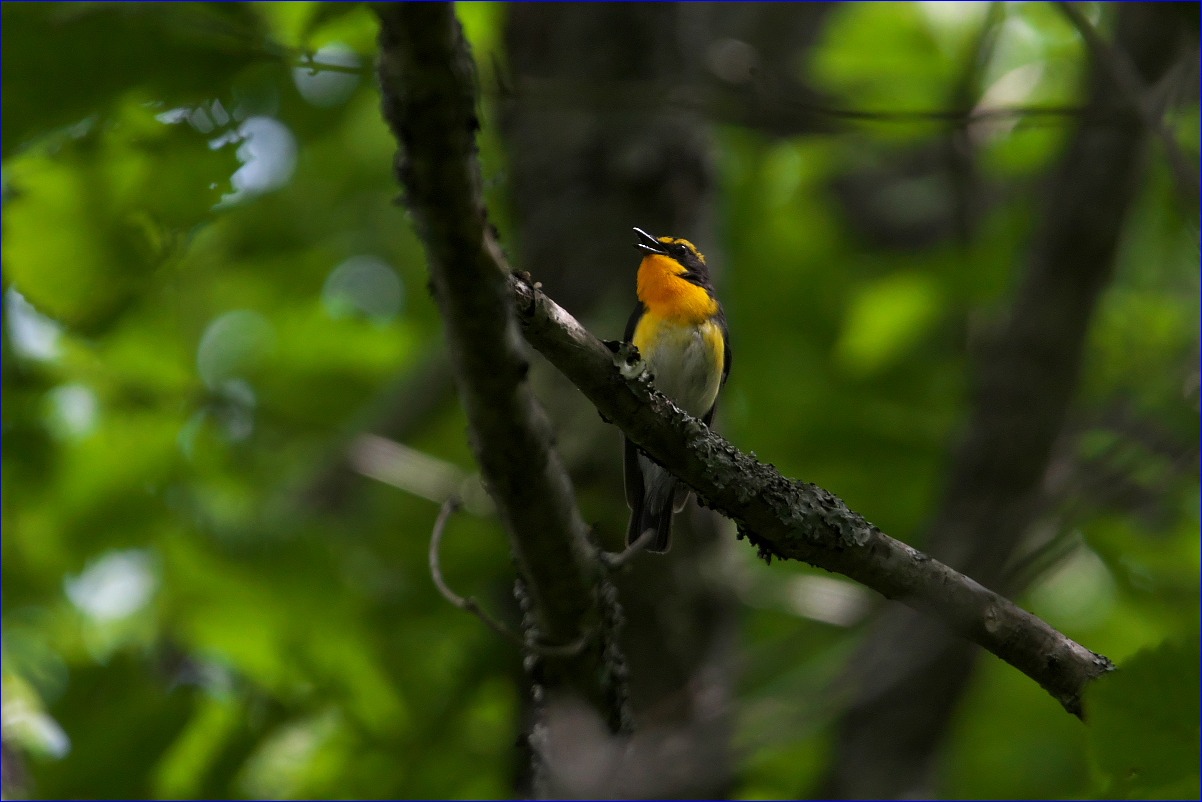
[2, 3, 270, 156]
[3, 99, 237, 333]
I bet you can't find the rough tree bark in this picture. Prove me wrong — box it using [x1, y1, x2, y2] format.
[373, 5, 631, 784]
[818, 5, 1198, 798]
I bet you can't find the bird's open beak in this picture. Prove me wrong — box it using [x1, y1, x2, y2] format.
[634, 227, 667, 255]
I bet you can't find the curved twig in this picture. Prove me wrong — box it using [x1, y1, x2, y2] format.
[428, 497, 592, 659]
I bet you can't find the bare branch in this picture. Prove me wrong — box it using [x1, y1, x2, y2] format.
[509, 272, 1114, 717]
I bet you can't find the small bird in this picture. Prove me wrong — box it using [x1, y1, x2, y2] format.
[624, 227, 731, 554]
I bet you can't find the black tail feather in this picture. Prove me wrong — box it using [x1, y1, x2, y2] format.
[627, 495, 674, 554]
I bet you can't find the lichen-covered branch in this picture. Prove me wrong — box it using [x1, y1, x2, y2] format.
[509, 273, 1114, 716]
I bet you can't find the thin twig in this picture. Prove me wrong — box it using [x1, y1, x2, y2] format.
[427, 497, 592, 658]
[297, 52, 371, 77]
[428, 497, 471, 606]
[505, 77, 1089, 128]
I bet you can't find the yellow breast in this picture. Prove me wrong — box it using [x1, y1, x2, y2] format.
[632, 312, 725, 418]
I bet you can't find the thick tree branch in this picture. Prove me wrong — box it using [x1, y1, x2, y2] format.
[508, 273, 1114, 716]
[374, 3, 627, 733]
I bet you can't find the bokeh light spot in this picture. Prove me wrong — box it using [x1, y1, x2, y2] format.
[64, 550, 158, 622]
[322, 256, 404, 323]
[293, 44, 362, 108]
[45, 384, 98, 439]
[197, 310, 276, 389]
[6, 288, 62, 361]
[218, 116, 298, 207]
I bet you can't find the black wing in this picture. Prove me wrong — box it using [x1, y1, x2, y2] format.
[623, 436, 643, 510]
[624, 300, 646, 343]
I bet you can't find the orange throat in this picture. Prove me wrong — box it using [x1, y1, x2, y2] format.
[636, 255, 718, 323]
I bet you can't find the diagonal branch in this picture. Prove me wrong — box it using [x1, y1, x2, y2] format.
[508, 272, 1114, 717]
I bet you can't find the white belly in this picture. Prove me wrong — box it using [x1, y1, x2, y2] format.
[637, 318, 723, 419]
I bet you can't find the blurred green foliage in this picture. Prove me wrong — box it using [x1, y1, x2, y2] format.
[1087, 636, 1201, 799]
[2, 3, 1197, 799]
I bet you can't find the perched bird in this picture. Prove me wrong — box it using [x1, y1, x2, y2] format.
[624, 227, 731, 554]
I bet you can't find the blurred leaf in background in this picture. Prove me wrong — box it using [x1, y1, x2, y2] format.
[1087, 635, 1201, 800]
